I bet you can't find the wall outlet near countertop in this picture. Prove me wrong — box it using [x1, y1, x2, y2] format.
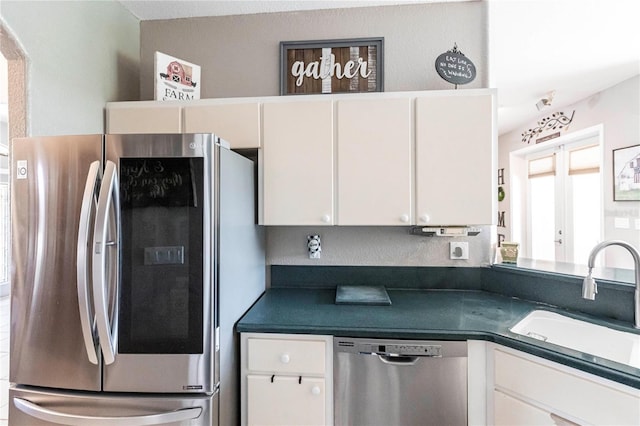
[450, 242, 469, 260]
[307, 234, 321, 259]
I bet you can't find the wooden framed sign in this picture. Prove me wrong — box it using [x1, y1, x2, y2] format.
[280, 37, 384, 95]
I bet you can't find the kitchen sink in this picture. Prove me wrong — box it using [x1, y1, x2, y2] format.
[510, 310, 640, 369]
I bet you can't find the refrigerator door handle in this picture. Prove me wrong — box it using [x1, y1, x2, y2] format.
[13, 398, 203, 426]
[93, 160, 120, 365]
[77, 160, 101, 365]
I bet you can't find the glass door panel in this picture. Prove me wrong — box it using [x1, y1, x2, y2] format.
[569, 172, 602, 265]
[529, 175, 556, 261]
[524, 135, 602, 265]
[118, 157, 204, 354]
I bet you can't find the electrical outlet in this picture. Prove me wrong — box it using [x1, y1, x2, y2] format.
[307, 235, 321, 259]
[450, 242, 469, 260]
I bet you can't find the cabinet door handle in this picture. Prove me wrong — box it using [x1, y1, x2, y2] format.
[311, 385, 321, 395]
[400, 214, 409, 223]
[550, 413, 581, 426]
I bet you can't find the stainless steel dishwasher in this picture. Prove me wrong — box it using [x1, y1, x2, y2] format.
[334, 337, 467, 426]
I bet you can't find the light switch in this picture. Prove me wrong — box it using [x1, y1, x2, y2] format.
[614, 217, 630, 229]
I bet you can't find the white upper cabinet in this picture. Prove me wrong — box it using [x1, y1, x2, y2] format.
[183, 101, 261, 149]
[262, 100, 334, 226]
[106, 100, 261, 149]
[106, 90, 496, 226]
[106, 102, 182, 134]
[415, 92, 496, 225]
[337, 97, 412, 225]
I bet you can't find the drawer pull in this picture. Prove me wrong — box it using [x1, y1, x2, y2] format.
[280, 353, 290, 364]
[550, 413, 581, 426]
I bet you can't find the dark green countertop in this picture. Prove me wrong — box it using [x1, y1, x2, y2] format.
[237, 287, 640, 389]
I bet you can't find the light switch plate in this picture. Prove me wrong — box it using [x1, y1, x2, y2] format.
[450, 242, 469, 260]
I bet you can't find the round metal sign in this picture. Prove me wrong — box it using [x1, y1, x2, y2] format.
[435, 50, 476, 85]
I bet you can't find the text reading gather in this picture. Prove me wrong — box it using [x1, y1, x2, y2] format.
[291, 54, 372, 86]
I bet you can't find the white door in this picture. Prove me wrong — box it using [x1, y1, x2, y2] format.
[183, 102, 261, 149]
[494, 390, 556, 426]
[526, 135, 602, 264]
[262, 100, 334, 225]
[415, 93, 495, 225]
[246, 375, 325, 426]
[336, 97, 412, 225]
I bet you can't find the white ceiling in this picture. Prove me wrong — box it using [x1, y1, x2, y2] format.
[117, 0, 462, 20]
[119, 0, 640, 136]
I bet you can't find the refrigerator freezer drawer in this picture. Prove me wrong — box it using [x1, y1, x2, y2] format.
[9, 386, 217, 426]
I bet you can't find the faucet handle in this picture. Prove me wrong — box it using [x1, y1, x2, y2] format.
[582, 273, 598, 300]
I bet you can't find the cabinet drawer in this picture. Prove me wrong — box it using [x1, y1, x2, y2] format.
[247, 338, 326, 375]
[494, 390, 555, 426]
[495, 349, 640, 425]
[247, 375, 325, 426]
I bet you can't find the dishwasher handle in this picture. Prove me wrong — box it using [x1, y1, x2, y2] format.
[377, 354, 421, 365]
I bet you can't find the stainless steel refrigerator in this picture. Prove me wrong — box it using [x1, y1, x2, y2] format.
[9, 134, 264, 425]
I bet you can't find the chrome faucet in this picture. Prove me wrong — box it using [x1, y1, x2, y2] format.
[582, 240, 640, 329]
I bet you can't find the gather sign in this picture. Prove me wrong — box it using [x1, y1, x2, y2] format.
[280, 38, 384, 95]
[290, 54, 372, 88]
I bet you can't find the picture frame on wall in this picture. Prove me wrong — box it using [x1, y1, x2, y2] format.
[613, 144, 640, 201]
[280, 37, 384, 96]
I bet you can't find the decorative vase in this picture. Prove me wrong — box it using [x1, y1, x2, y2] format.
[500, 242, 519, 264]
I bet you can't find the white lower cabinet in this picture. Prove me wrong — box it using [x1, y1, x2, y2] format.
[241, 333, 333, 426]
[494, 390, 557, 425]
[247, 375, 326, 426]
[241, 336, 640, 426]
[491, 346, 640, 426]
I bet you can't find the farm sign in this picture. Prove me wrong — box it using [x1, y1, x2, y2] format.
[155, 52, 201, 101]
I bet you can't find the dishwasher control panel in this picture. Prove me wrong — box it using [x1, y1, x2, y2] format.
[363, 343, 442, 357]
[335, 338, 467, 358]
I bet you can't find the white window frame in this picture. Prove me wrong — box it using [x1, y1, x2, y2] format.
[509, 125, 604, 262]
[0, 144, 8, 286]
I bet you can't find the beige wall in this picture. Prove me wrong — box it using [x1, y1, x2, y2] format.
[3, 1, 492, 268]
[139, 2, 488, 99]
[0, 0, 140, 136]
[266, 226, 495, 267]
[139, 2, 491, 267]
